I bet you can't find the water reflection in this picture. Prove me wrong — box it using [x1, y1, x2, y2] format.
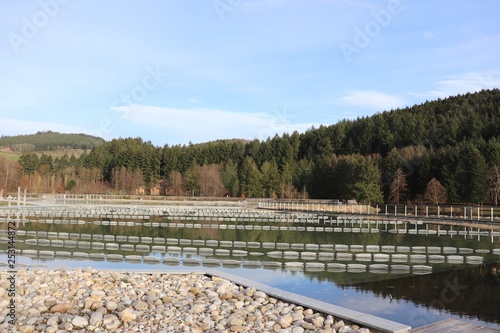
[1, 207, 500, 329]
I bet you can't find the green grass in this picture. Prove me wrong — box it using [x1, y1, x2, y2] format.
[0, 150, 21, 161]
[0, 149, 90, 162]
[35, 149, 90, 159]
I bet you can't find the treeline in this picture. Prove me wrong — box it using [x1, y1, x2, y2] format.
[13, 89, 500, 204]
[0, 131, 105, 151]
[0, 156, 22, 193]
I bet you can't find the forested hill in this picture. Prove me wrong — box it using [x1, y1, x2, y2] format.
[0, 131, 105, 151]
[299, 88, 500, 158]
[15, 89, 500, 204]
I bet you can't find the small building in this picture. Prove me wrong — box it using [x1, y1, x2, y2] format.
[150, 185, 161, 196]
[135, 186, 146, 195]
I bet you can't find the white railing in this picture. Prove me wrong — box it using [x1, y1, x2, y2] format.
[258, 200, 500, 223]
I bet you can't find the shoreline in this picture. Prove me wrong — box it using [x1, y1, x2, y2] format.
[0, 267, 410, 333]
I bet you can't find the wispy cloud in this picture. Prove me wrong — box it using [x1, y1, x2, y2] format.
[112, 105, 319, 144]
[410, 71, 500, 100]
[340, 90, 407, 112]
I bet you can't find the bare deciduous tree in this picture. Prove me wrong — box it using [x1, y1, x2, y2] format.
[388, 168, 407, 204]
[168, 171, 184, 196]
[0, 156, 21, 192]
[111, 166, 144, 194]
[424, 178, 447, 205]
[199, 164, 225, 197]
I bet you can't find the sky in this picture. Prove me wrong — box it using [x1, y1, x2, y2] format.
[0, 0, 499, 147]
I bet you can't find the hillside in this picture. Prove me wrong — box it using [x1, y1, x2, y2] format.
[0, 150, 21, 161]
[0, 131, 105, 152]
[11, 89, 500, 203]
[298, 88, 500, 158]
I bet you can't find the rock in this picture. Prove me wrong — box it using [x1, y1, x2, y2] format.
[45, 297, 57, 308]
[90, 311, 103, 326]
[230, 317, 244, 326]
[133, 300, 148, 311]
[312, 316, 325, 328]
[339, 326, 353, 333]
[103, 314, 121, 330]
[292, 311, 304, 322]
[47, 315, 59, 326]
[120, 308, 137, 322]
[278, 314, 293, 328]
[325, 315, 335, 326]
[106, 300, 118, 311]
[192, 303, 205, 313]
[84, 297, 94, 309]
[45, 327, 58, 333]
[106, 319, 121, 330]
[72, 316, 89, 327]
[333, 320, 346, 330]
[17, 326, 33, 333]
[103, 314, 119, 325]
[90, 289, 106, 301]
[301, 322, 315, 330]
[50, 303, 71, 314]
[91, 300, 104, 310]
[62, 322, 73, 330]
[0, 268, 375, 333]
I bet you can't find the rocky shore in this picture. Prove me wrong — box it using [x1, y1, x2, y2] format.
[0, 268, 372, 333]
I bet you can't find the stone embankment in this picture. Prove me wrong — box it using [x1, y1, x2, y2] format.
[0, 268, 373, 333]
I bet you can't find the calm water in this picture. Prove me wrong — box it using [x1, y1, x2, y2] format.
[1, 209, 500, 330]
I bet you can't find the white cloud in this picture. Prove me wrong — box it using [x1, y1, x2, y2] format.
[111, 105, 319, 144]
[340, 90, 407, 112]
[410, 71, 500, 100]
[431, 72, 500, 95]
[0, 118, 88, 136]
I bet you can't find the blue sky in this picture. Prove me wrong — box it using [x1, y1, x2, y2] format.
[1, 0, 499, 146]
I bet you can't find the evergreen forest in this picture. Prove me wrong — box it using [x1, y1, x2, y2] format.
[2, 89, 500, 205]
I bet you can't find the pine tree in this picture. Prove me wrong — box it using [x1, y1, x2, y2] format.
[352, 158, 383, 204]
[183, 162, 200, 197]
[239, 157, 262, 198]
[261, 160, 280, 198]
[221, 161, 240, 197]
